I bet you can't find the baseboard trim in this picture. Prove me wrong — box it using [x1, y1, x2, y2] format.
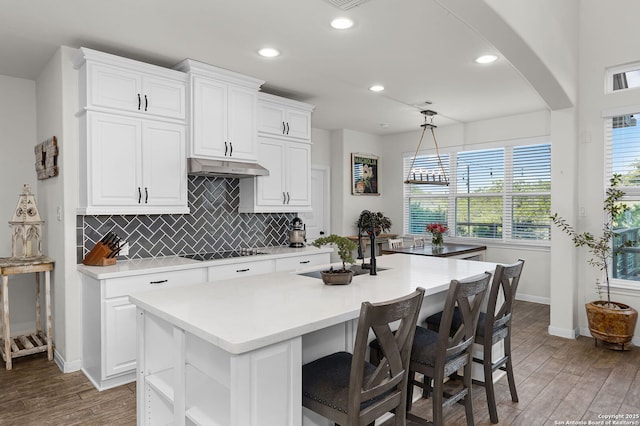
[54, 349, 82, 373]
[516, 294, 550, 305]
[548, 325, 579, 339]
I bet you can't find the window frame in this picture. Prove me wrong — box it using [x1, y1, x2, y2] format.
[402, 136, 551, 247]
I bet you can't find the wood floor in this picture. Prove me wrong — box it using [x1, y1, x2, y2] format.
[0, 301, 638, 425]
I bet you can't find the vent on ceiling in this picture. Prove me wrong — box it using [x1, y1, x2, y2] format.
[323, 0, 372, 10]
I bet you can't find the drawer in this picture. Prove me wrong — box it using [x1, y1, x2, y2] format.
[274, 253, 330, 272]
[103, 268, 205, 298]
[207, 260, 274, 281]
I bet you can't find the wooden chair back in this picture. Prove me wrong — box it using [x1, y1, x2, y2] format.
[348, 287, 425, 425]
[482, 259, 525, 345]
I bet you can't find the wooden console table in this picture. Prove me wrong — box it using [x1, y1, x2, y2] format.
[0, 256, 54, 370]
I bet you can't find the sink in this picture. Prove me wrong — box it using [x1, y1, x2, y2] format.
[298, 265, 388, 279]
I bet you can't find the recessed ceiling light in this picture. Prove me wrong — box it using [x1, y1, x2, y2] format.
[258, 47, 280, 58]
[475, 54, 498, 64]
[369, 85, 384, 92]
[331, 17, 354, 29]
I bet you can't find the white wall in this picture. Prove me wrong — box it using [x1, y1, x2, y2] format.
[0, 75, 39, 333]
[575, 0, 640, 340]
[35, 46, 82, 370]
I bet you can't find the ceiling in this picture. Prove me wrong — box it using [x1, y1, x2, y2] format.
[0, 0, 547, 135]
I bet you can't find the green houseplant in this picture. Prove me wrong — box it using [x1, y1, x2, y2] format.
[354, 211, 392, 235]
[311, 234, 358, 285]
[551, 174, 638, 349]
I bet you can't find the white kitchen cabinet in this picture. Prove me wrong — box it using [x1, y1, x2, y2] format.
[78, 112, 188, 215]
[75, 47, 186, 120]
[207, 259, 274, 281]
[274, 252, 330, 272]
[74, 48, 189, 215]
[175, 59, 264, 161]
[258, 93, 314, 141]
[82, 267, 205, 391]
[238, 136, 312, 213]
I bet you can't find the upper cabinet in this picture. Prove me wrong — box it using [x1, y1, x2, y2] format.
[73, 48, 189, 215]
[76, 49, 186, 120]
[174, 59, 264, 161]
[257, 93, 313, 141]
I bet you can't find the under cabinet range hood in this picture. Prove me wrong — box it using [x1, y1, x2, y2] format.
[187, 158, 269, 178]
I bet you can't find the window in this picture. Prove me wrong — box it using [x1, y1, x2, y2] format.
[403, 141, 551, 243]
[606, 62, 640, 93]
[606, 113, 640, 282]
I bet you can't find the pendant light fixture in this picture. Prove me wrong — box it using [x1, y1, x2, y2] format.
[404, 110, 449, 186]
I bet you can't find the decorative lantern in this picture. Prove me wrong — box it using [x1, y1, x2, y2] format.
[9, 184, 44, 258]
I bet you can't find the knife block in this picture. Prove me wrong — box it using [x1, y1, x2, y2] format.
[83, 242, 117, 266]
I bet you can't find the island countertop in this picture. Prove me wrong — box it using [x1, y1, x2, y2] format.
[129, 254, 496, 355]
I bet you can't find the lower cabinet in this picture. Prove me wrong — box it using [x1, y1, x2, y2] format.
[82, 268, 205, 390]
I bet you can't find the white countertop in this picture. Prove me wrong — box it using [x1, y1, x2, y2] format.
[129, 254, 497, 355]
[77, 245, 333, 279]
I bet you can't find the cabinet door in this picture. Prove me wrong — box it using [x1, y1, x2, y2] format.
[88, 113, 142, 206]
[256, 138, 286, 206]
[104, 297, 137, 378]
[142, 121, 187, 207]
[227, 85, 257, 161]
[285, 142, 311, 207]
[88, 63, 142, 113]
[257, 102, 287, 136]
[285, 109, 311, 140]
[143, 75, 186, 120]
[192, 76, 227, 158]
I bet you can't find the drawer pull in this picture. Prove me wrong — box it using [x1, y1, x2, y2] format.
[149, 279, 168, 285]
[236, 268, 250, 272]
[299, 260, 310, 264]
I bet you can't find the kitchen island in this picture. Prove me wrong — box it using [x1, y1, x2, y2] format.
[130, 254, 496, 425]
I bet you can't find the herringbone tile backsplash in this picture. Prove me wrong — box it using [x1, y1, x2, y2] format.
[77, 176, 296, 262]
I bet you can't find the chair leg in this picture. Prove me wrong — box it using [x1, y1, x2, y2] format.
[483, 343, 499, 424]
[406, 370, 415, 412]
[504, 336, 518, 403]
[432, 371, 445, 426]
[463, 362, 474, 426]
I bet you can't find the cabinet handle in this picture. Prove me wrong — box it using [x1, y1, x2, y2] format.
[282, 121, 286, 134]
[286, 192, 291, 204]
[236, 268, 250, 272]
[225, 141, 228, 156]
[149, 279, 168, 285]
[283, 192, 286, 204]
[145, 187, 148, 204]
[138, 187, 142, 203]
[229, 142, 233, 156]
[138, 94, 141, 110]
[299, 260, 310, 264]
[144, 95, 148, 111]
[286, 122, 290, 135]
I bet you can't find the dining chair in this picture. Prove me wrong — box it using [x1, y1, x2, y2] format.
[302, 287, 425, 426]
[370, 272, 491, 426]
[412, 237, 425, 248]
[388, 238, 404, 249]
[424, 259, 525, 423]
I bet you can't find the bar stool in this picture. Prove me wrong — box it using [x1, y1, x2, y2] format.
[424, 259, 524, 423]
[302, 287, 425, 426]
[370, 272, 491, 426]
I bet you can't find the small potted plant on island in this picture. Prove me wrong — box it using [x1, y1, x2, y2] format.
[311, 234, 358, 285]
[551, 174, 638, 350]
[354, 211, 392, 236]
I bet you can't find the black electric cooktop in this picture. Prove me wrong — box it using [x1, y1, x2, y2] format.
[179, 250, 267, 261]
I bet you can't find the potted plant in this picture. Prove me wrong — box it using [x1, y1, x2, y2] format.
[551, 174, 638, 349]
[311, 234, 358, 285]
[355, 211, 392, 236]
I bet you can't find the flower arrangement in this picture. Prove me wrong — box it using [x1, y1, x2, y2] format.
[426, 223, 448, 248]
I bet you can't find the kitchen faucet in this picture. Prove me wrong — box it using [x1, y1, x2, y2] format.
[357, 210, 377, 275]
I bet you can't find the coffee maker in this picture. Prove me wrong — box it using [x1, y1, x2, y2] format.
[288, 217, 306, 247]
